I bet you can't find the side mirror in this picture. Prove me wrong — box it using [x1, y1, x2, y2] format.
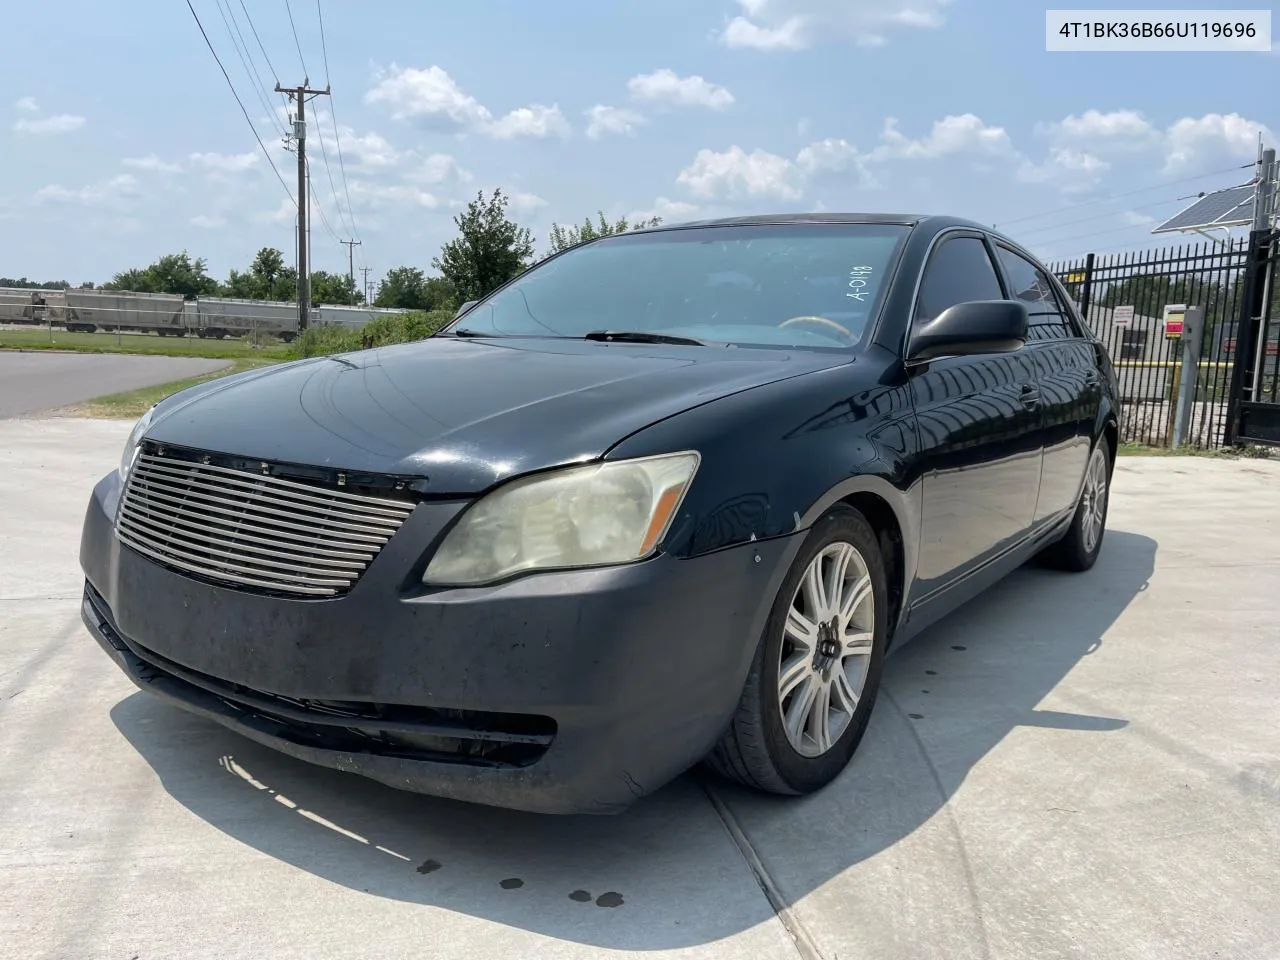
[906, 300, 1029, 365]
[453, 300, 478, 320]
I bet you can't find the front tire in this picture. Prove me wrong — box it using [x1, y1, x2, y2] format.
[1040, 436, 1112, 572]
[705, 504, 888, 796]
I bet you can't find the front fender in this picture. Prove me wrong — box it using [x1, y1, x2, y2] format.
[605, 358, 921, 575]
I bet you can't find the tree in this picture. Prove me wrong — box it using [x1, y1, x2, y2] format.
[373, 267, 456, 311]
[104, 251, 218, 299]
[310, 270, 362, 305]
[0, 277, 70, 290]
[220, 247, 297, 301]
[547, 211, 662, 255]
[432, 188, 535, 303]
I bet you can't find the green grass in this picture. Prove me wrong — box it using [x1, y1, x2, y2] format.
[0, 327, 291, 360]
[1117, 441, 1273, 459]
[58, 358, 280, 420]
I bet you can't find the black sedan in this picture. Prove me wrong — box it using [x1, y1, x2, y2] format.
[79, 214, 1119, 814]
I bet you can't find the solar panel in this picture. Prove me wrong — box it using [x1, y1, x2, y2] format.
[1152, 184, 1256, 234]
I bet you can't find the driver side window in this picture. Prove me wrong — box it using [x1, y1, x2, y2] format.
[914, 236, 1004, 325]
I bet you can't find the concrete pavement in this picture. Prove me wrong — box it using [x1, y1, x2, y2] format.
[0, 352, 230, 418]
[1, 417, 1277, 959]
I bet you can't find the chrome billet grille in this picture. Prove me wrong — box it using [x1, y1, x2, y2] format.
[116, 451, 416, 598]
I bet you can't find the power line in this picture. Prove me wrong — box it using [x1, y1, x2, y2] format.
[994, 163, 1254, 230]
[238, 0, 281, 83]
[212, 0, 288, 141]
[1034, 220, 1172, 250]
[283, 0, 310, 80]
[1015, 192, 1203, 239]
[316, 0, 332, 86]
[316, 0, 360, 243]
[185, 0, 296, 206]
[312, 106, 354, 237]
[305, 155, 343, 244]
[236, 0, 290, 118]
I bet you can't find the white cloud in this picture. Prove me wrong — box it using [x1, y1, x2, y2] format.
[123, 154, 183, 173]
[190, 214, 227, 229]
[509, 191, 548, 212]
[365, 64, 569, 139]
[627, 69, 735, 110]
[1163, 112, 1271, 174]
[1017, 148, 1110, 192]
[1041, 108, 1272, 175]
[677, 145, 802, 200]
[628, 196, 700, 223]
[34, 174, 139, 206]
[13, 113, 85, 135]
[317, 119, 403, 169]
[722, 15, 807, 50]
[796, 137, 879, 187]
[188, 151, 259, 174]
[1120, 210, 1158, 227]
[485, 104, 570, 140]
[346, 181, 440, 210]
[585, 105, 646, 139]
[365, 64, 493, 129]
[407, 153, 472, 185]
[15, 96, 38, 112]
[257, 198, 297, 224]
[719, 0, 951, 51]
[869, 115, 1015, 161]
[1043, 109, 1159, 149]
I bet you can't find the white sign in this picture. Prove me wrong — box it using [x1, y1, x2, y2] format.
[1113, 305, 1135, 327]
[1045, 11, 1271, 52]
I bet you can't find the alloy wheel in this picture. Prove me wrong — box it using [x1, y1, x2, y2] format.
[1080, 446, 1109, 554]
[777, 541, 875, 758]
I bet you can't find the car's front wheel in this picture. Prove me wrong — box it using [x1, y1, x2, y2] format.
[706, 504, 888, 796]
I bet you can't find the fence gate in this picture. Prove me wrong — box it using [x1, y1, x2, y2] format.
[1051, 240, 1250, 449]
[1225, 229, 1280, 446]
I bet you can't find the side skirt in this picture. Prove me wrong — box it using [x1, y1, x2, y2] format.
[890, 512, 1073, 651]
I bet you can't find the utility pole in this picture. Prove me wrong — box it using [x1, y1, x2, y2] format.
[361, 266, 373, 305]
[340, 239, 362, 304]
[275, 81, 330, 334]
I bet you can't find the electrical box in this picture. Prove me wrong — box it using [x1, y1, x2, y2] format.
[1163, 303, 1204, 342]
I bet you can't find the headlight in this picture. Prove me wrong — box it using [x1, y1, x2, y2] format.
[423, 451, 700, 586]
[118, 405, 156, 485]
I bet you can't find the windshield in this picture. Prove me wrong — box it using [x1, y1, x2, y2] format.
[446, 222, 911, 349]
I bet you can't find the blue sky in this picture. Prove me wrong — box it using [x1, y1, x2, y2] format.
[1, 0, 1274, 288]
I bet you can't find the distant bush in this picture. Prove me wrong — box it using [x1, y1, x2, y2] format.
[286, 309, 454, 360]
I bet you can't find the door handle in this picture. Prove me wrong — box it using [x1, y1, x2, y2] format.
[1019, 383, 1041, 407]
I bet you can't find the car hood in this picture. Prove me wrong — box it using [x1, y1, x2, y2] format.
[145, 336, 850, 493]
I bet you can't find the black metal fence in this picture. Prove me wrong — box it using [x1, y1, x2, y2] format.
[1228, 230, 1280, 445]
[1049, 240, 1254, 449]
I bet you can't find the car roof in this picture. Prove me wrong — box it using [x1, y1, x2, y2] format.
[631, 212, 995, 235]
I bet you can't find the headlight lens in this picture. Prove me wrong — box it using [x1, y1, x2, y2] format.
[118, 406, 156, 485]
[423, 451, 700, 586]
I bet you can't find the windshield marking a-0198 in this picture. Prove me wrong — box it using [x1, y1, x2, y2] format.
[447, 223, 911, 350]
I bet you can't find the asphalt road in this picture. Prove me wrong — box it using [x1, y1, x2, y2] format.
[0, 352, 230, 418]
[2, 418, 1278, 960]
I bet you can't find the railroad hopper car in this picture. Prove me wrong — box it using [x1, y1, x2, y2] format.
[312, 303, 411, 329]
[0, 287, 66, 325]
[64, 290, 186, 335]
[189, 296, 299, 341]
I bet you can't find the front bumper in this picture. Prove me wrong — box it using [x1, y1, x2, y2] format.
[80, 472, 803, 814]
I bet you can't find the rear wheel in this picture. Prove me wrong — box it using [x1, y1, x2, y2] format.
[705, 505, 888, 795]
[1039, 436, 1112, 572]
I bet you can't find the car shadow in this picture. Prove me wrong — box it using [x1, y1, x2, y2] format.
[110, 528, 1156, 951]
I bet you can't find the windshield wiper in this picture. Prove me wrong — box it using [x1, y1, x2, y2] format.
[582, 330, 714, 346]
[443, 328, 492, 337]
